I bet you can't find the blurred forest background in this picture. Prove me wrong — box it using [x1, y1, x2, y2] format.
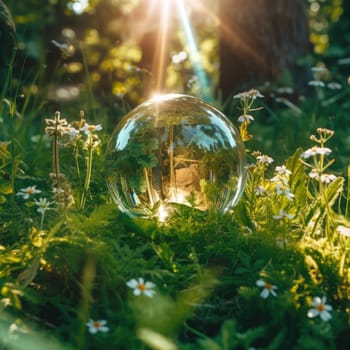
[0, 0, 349, 130]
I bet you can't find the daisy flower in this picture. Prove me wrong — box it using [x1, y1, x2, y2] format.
[63, 125, 80, 139]
[127, 277, 156, 298]
[34, 198, 54, 214]
[320, 174, 337, 184]
[234, 89, 264, 100]
[275, 165, 291, 176]
[307, 296, 332, 321]
[256, 280, 278, 298]
[86, 319, 109, 334]
[256, 155, 274, 165]
[308, 169, 319, 180]
[301, 146, 332, 159]
[80, 122, 103, 135]
[237, 114, 254, 123]
[16, 186, 41, 200]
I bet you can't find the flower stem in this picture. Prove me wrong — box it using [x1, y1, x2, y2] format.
[53, 112, 61, 189]
[79, 135, 93, 210]
[40, 212, 45, 231]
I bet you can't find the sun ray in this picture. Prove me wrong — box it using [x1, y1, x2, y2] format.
[136, 0, 264, 100]
[152, 0, 172, 93]
[176, 0, 212, 101]
[191, 0, 266, 68]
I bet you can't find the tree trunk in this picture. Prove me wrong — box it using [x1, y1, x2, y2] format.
[218, 0, 311, 98]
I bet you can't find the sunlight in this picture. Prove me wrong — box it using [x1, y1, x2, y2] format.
[150, 92, 167, 102]
[175, 0, 211, 101]
[192, 1, 266, 71]
[144, 0, 212, 100]
[179, 0, 266, 85]
[152, 0, 172, 92]
[158, 204, 169, 223]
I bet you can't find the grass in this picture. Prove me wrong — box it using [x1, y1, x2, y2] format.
[1, 83, 350, 350]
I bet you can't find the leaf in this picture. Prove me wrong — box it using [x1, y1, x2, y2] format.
[0, 194, 6, 204]
[66, 203, 120, 233]
[0, 0, 15, 32]
[323, 176, 344, 207]
[286, 148, 308, 206]
[233, 197, 255, 231]
[0, 176, 12, 194]
[16, 255, 41, 288]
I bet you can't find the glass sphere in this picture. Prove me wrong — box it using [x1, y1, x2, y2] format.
[105, 94, 247, 219]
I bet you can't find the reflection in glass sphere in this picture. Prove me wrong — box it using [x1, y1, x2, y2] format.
[105, 94, 247, 219]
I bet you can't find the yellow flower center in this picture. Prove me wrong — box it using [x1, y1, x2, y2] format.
[265, 282, 272, 290]
[137, 283, 146, 292]
[317, 304, 325, 312]
[88, 125, 95, 132]
[26, 188, 34, 194]
[93, 321, 101, 328]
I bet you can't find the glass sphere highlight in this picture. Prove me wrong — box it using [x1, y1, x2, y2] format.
[105, 94, 247, 219]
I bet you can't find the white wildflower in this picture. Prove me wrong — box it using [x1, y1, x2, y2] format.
[34, 198, 54, 214]
[307, 296, 332, 321]
[238, 114, 254, 123]
[86, 319, 109, 334]
[308, 169, 319, 180]
[275, 165, 291, 176]
[233, 89, 264, 100]
[256, 280, 278, 298]
[301, 146, 332, 159]
[256, 155, 274, 165]
[63, 125, 79, 139]
[320, 174, 337, 184]
[127, 277, 156, 298]
[81, 122, 103, 135]
[16, 186, 41, 200]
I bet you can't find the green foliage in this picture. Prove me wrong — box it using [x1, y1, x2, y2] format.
[111, 134, 159, 194]
[1, 1, 350, 349]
